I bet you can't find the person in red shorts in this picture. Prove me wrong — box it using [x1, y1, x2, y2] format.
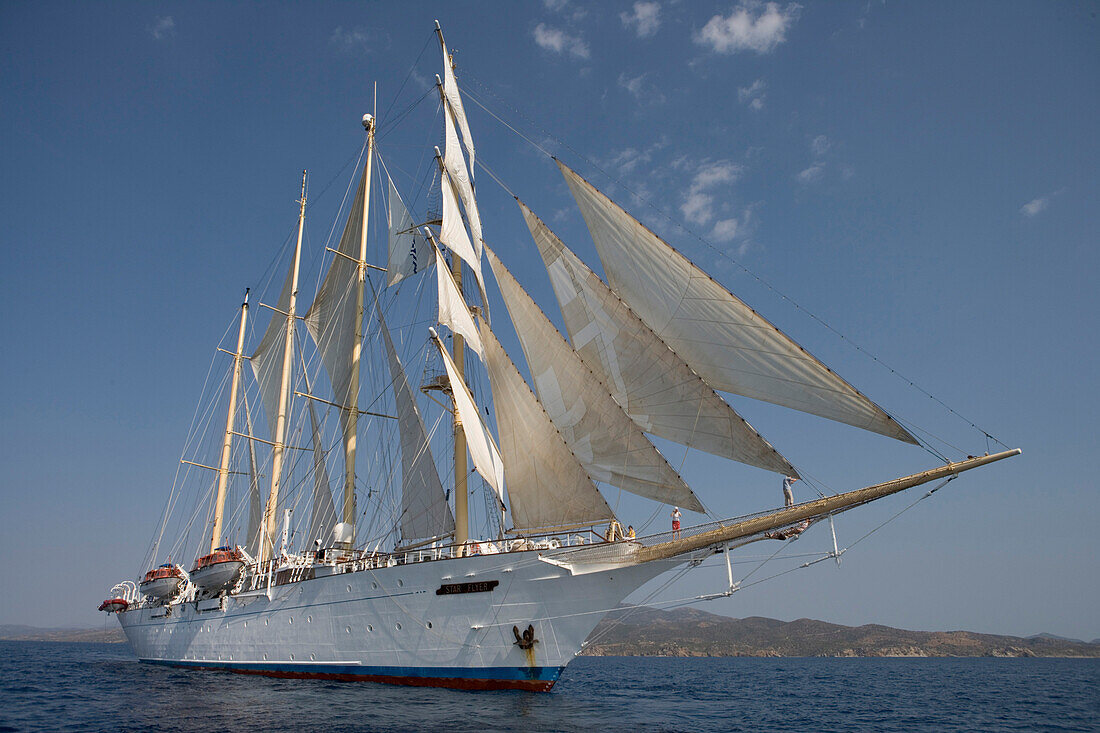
[671, 507, 682, 538]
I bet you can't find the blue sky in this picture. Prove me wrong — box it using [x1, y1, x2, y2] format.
[1, 1, 1097, 640]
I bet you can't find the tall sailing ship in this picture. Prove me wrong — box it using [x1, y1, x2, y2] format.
[99, 24, 1019, 691]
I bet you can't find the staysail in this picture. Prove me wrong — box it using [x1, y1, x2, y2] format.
[519, 200, 798, 477]
[479, 316, 614, 531]
[386, 175, 430, 288]
[558, 161, 917, 445]
[242, 393, 262, 558]
[305, 392, 338, 547]
[250, 262, 294, 443]
[381, 313, 455, 541]
[486, 246, 704, 513]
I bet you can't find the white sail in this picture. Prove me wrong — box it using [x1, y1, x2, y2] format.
[306, 396, 338, 546]
[479, 317, 614, 531]
[519, 200, 798, 477]
[441, 40, 475, 184]
[485, 246, 704, 513]
[303, 166, 364, 446]
[381, 314, 455, 541]
[386, 175, 430, 288]
[243, 393, 262, 558]
[439, 167, 487, 303]
[444, 104, 483, 254]
[432, 331, 505, 502]
[250, 262, 294, 441]
[559, 162, 918, 445]
[435, 245, 484, 358]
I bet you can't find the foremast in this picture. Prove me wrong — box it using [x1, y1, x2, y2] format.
[208, 289, 250, 553]
[343, 113, 376, 538]
[259, 171, 307, 564]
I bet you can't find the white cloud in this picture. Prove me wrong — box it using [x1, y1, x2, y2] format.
[811, 134, 831, 157]
[533, 23, 590, 59]
[681, 160, 743, 225]
[738, 78, 767, 110]
[796, 164, 823, 183]
[331, 26, 371, 53]
[150, 16, 175, 40]
[621, 1, 662, 38]
[618, 72, 666, 104]
[543, 0, 569, 10]
[1020, 196, 1048, 217]
[712, 218, 740, 242]
[695, 2, 801, 55]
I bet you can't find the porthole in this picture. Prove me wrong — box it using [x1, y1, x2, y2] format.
[346, 584, 352, 593]
[243, 621, 247, 628]
[367, 624, 374, 632]
[371, 582, 378, 589]
[427, 621, 433, 629]
[345, 626, 352, 634]
[309, 653, 316, 661]
[264, 619, 269, 626]
[397, 579, 404, 587]
[396, 623, 402, 630]
[290, 653, 295, 661]
[263, 653, 268, 661]
[289, 617, 294, 625]
[307, 615, 312, 623]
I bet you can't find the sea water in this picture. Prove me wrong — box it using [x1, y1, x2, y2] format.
[0, 642, 1096, 732]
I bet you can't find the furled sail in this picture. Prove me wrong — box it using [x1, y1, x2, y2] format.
[519, 200, 798, 477]
[386, 175, 430, 288]
[435, 245, 484, 358]
[243, 393, 262, 558]
[381, 313, 455, 541]
[479, 316, 614, 531]
[431, 330, 505, 502]
[485, 246, 704, 513]
[250, 261, 294, 441]
[441, 40, 475, 185]
[558, 162, 918, 445]
[303, 165, 365, 445]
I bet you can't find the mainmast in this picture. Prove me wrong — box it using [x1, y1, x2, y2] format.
[435, 22, 471, 553]
[342, 113, 375, 539]
[260, 171, 307, 563]
[208, 289, 250, 553]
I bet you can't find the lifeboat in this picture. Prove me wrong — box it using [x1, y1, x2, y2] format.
[190, 546, 245, 592]
[140, 563, 184, 599]
[98, 597, 129, 613]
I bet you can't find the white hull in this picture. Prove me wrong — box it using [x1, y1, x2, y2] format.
[117, 548, 666, 690]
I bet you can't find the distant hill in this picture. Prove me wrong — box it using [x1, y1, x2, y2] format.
[580, 606, 1100, 658]
[4, 610, 1098, 657]
[0, 624, 125, 644]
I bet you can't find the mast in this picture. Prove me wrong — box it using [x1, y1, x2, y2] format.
[260, 171, 307, 563]
[342, 113, 375, 539]
[433, 27, 472, 553]
[209, 289, 250, 553]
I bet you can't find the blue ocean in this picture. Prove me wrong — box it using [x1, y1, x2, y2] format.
[0, 642, 1096, 732]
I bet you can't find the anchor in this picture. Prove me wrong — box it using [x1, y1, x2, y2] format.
[512, 624, 539, 650]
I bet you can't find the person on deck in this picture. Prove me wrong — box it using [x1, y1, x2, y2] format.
[626, 525, 636, 540]
[671, 507, 682, 538]
[782, 476, 798, 508]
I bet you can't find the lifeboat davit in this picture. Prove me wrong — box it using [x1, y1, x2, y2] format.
[140, 563, 184, 599]
[98, 597, 129, 613]
[190, 546, 245, 592]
